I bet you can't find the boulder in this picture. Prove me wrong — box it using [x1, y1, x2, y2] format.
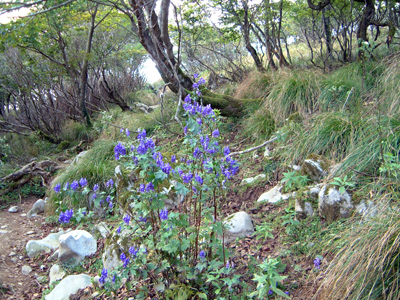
[295, 199, 314, 220]
[94, 222, 111, 239]
[26, 231, 66, 257]
[223, 211, 254, 243]
[257, 185, 291, 203]
[22, 265, 32, 276]
[102, 228, 134, 271]
[72, 151, 88, 165]
[49, 264, 66, 284]
[45, 274, 92, 300]
[27, 199, 46, 218]
[318, 184, 353, 222]
[58, 230, 97, 263]
[301, 154, 330, 182]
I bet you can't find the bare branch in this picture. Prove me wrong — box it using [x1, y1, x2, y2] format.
[228, 137, 278, 157]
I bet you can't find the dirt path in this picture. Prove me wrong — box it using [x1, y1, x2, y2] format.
[0, 197, 51, 299]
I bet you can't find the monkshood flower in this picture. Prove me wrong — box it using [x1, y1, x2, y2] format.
[195, 173, 203, 185]
[198, 78, 206, 85]
[137, 128, 146, 140]
[160, 208, 168, 221]
[193, 82, 199, 89]
[199, 250, 206, 259]
[71, 180, 79, 191]
[64, 182, 69, 190]
[120, 253, 126, 262]
[117, 226, 121, 234]
[59, 209, 73, 223]
[93, 184, 99, 192]
[129, 246, 138, 258]
[106, 179, 114, 188]
[212, 129, 220, 138]
[114, 142, 126, 160]
[99, 268, 108, 285]
[193, 147, 202, 158]
[145, 182, 154, 192]
[139, 216, 147, 222]
[171, 155, 176, 163]
[54, 183, 61, 193]
[162, 163, 172, 175]
[226, 261, 230, 269]
[109, 202, 113, 209]
[79, 178, 88, 187]
[126, 128, 130, 137]
[139, 183, 145, 193]
[123, 258, 130, 268]
[123, 214, 130, 225]
[182, 172, 193, 183]
[112, 274, 116, 284]
[120, 128, 123, 133]
[92, 193, 97, 199]
[314, 257, 321, 269]
[193, 73, 199, 79]
[223, 146, 230, 156]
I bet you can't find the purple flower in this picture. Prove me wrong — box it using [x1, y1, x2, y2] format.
[162, 163, 172, 175]
[159, 208, 168, 221]
[123, 257, 130, 268]
[182, 172, 193, 183]
[112, 274, 116, 283]
[171, 155, 176, 163]
[109, 202, 113, 209]
[139, 216, 147, 222]
[314, 257, 321, 269]
[193, 73, 199, 79]
[193, 147, 202, 158]
[184, 126, 188, 135]
[120, 128, 124, 133]
[129, 246, 138, 257]
[143, 247, 147, 254]
[145, 182, 154, 192]
[137, 128, 146, 140]
[92, 193, 97, 199]
[82, 210, 86, 216]
[223, 146, 230, 156]
[268, 289, 273, 295]
[285, 291, 290, 295]
[120, 253, 126, 261]
[114, 142, 126, 160]
[99, 268, 108, 285]
[199, 250, 206, 259]
[139, 183, 145, 193]
[126, 128, 130, 137]
[212, 129, 220, 138]
[193, 83, 199, 89]
[123, 214, 130, 225]
[106, 179, 114, 188]
[54, 183, 61, 193]
[58, 209, 73, 223]
[226, 261, 230, 269]
[196, 90, 201, 96]
[117, 226, 121, 234]
[184, 94, 191, 103]
[79, 178, 88, 187]
[198, 78, 206, 85]
[196, 118, 202, 125]
[106, 195, 111, 203]
[195, 173, 203, 185]
[93, 184, 99, 192]
[64, 182, 69, 190]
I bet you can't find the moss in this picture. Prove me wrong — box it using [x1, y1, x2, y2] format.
[287, 112, 303, 123]
[57, 141, 70, 151]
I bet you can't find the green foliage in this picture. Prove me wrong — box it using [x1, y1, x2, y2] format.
[330, 175, 355, 194]
[249, 258, 289, 299]
[379, 153, 400, 180]
[281, 171, 309, 192]
[60, 121, 96, 145]
[254, 222, 274, 241]
[0, 136, 10, 164]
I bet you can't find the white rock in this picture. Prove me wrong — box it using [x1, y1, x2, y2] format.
[95, 222, 110, 239]
[45, 274, 92, 300]
[1, 225, 7, 229]
[20, 213, 27, 217]
[26, 231, 35, 235]
[22, 265, 32, 276]
[49, 264, 66, 284]
[72, 151, 88, 165]
[26, 231, 66, 257]
[257, 185, 291, 203]
[8, 206, 18, 213]
[295, 199, 314, 220]
[27, 199, 46, 218]
[58, 230, 97, 263]
[9, 251, 16, 257]
[264, 147, 270, 157]
[0, 230, 9, 234]
[318, 184, 353, 222]
[102, 228, 133, 271]
[241, 174, 266, 185]
[223, 211, 254, 244]
[355, 200, 378, 220]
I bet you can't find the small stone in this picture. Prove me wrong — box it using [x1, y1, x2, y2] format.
[19, 256, 23, 260]
[26, 231, 35, 235]
[8, 206, 18, 213]
[11, 257, 18, 263]
[22, 265, 32, 276]
[92, 292, 100, 297]
[0, 230, 8, 234]
[1, 225, 7, 229]
[37, 276, 47, 283]
[20, 214, 27, 217]
[9, 252, 16, 257]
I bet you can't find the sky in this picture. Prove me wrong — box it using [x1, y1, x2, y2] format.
[0, 7, 31, 24]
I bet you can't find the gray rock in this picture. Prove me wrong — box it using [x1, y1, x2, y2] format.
[257, 185, 291, 203]
[58, 230, 97, 263]
[26, 231, 66, 257]
[318, 184, 353, 222]
[161, 180, 184, 209]
[309, 185, 322, 199]
[8, 206, 18, 213]
[45, 274, 92, 300]
[295, 199, 314, 220]
[47, 250, 59, 262]
[241, 174, 266, 185]
[22, 265, 32, 276]
[355, 200, 378, 220]
[49, 264, 66, 284]
[301, 154, 330, 182]
[37, 276, 47, 283]
[102, 228, 133, 271]
[223, 211, 254, 244]
[95, 222, 111, 239]
[27, 199, 46, 218]
[72, 151, 88, 165]
[264, 147, 270, 157]
[11, 257, 18, 263]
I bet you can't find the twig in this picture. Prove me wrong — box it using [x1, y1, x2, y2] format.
[228, 137, 278, 157]
[342, 87, 354, 111]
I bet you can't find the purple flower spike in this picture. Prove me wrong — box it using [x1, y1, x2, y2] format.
[160, 208, 168, 221]
[314, 257, 321, 269]
[93, 184, 99, 192]
[193, 73, 199, 79]
[54, 183, 61, 193]
[126, 128, 130, 137]
[120, 252, 126, 261]
[212, 129, 220, 138]
[199, 250, 206, 259]
[123, 214, 130, 225]
[117, 226, 121, 234]
[79, 178, 88, 187]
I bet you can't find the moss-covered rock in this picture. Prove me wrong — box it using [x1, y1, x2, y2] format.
[301, 154, 331, 182]
[318, 184, 353, 222]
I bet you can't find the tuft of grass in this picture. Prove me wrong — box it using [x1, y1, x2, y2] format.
[316, 197, 400, 300]
[234, 72, 270, 99]
[60, 121, 96, 145]
[263, 69, 322, 124]
[240, 106, 276, 143]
